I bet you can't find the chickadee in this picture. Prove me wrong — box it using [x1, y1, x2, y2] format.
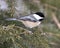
[6, 12, 44, 34]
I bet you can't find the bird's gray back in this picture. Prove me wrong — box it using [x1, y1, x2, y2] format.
[19, 14, 37, 22]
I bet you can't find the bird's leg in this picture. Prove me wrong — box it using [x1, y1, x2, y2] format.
[26, 27, 34, 34]
[37, 25, 46, 35]
[36, 25, 42, 33]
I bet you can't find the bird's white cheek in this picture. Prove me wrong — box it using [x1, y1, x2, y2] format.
[33, 14, 43, 20]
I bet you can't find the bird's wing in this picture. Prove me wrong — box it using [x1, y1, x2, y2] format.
[19, 15, 37, 22]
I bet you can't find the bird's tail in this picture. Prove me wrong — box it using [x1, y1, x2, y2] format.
[5, 18, 17, 21]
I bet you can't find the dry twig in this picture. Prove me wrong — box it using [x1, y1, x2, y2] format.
[52, 12, 60, 29]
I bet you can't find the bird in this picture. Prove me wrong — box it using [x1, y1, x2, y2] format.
[6, 12, 45, 34]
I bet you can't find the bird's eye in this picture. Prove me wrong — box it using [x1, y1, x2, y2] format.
[39, 19, 43, 21]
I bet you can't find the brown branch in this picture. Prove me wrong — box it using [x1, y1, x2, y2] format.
[43, 3, 60, 29]
[44, 4, 60, 11]
[52, 12, 60, 29]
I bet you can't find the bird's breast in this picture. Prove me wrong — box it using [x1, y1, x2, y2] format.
[20, 20, 41, 28]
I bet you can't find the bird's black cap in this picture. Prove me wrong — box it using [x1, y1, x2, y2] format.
[35, 12, 45, 17]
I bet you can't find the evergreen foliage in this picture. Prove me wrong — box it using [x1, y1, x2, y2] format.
[0, 0, 60, 48]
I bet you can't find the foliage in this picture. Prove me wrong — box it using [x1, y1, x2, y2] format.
[40, 0, 60, 8]
[6, 0, 16, 17]
[0, 24, 50, 48]
[0, 0, 60, 48]
[23, 0, 40, 13]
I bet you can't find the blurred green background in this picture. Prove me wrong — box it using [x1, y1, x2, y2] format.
[0, 0, 60, 48]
